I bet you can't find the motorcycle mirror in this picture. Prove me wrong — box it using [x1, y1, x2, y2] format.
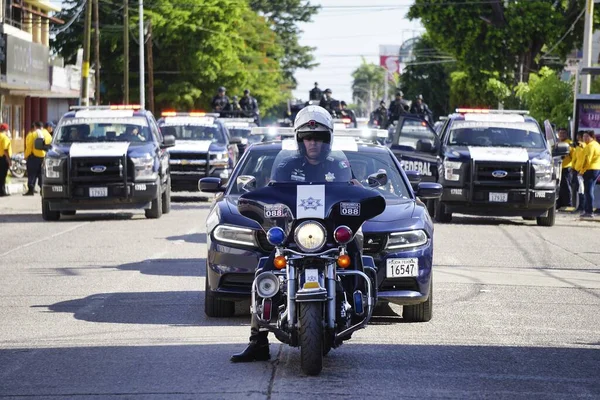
[237, 175, 257, 193]
[367, 169, 388, 188]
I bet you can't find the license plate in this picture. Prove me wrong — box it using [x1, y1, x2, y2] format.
[386, 258, 419, 278]
[489, 192, 508, 202]
[89, 187, 108, 197]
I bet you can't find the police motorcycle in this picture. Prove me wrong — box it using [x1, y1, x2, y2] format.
[9, 152, 26, 178]
[236, 149, 387, 375]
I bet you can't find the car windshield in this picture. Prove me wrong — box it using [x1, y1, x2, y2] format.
[54, 117, 151, 143]
[448, 121, 545, 148]
[159, 118, 226, 144]
[229, 145, 411, 200]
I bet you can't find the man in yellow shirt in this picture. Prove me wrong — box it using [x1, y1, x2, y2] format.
[557, 128, 574, 209]
[580, 130, 600, 218]
[0, 123, 12, 197]
[24, 121, 52, 196]
[571, 131, 587, 212]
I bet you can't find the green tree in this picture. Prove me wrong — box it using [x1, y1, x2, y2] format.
[515, 67, 573, 127]
[249, 0, 320, 88]
[408, 0, 586, 87]
[400, 35, 456, 120]
[51, 0, 286, 113]
[351, 59, 386, 116]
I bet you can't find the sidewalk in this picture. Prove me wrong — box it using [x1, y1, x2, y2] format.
[3, 176, 27, 195]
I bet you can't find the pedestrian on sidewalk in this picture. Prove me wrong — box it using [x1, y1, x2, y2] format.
[24, 121, 52, 196]
[579, 130, 600, 219]
[572, 131, 587, 212]
[0, 123, 11, 197]
[557, 128, 574, 209]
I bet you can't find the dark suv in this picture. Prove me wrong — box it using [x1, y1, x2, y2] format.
[388, 109, 570, 226]
[36, 105, 175, 221]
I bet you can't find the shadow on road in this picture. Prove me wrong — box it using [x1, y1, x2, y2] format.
[166, 233, 207, 244]
[107, 258, 206, 277]
[37, 290, 248, 326]
[0, 213, 43, 223]
[1, 344, 599, 397]
[446, 215, 526, 226]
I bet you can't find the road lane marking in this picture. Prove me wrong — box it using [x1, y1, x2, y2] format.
[0, 222, 90, 258]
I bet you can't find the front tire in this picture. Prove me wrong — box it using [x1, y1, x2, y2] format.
[162, 177, 171, 214]
[434, 200, 452, 223]
[145, 187, 163, 219]
[42, 200, 60, 221]
[403, 275, 433, 322]
[299, 302, 324, 376]
[204, 278, 235, 318]
[536, 204, 556, 227]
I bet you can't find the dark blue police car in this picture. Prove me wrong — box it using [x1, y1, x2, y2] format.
[37, 105, 175, 220]
[200, 131, 442, 322]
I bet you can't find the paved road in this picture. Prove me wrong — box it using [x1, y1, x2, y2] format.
[1, 194, 599, 399]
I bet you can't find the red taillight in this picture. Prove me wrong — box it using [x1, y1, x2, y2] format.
[334, 226, 353, 244]
[342, 118, 352, 124]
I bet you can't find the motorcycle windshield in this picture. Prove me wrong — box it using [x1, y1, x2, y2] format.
[238, 141, 386, 244]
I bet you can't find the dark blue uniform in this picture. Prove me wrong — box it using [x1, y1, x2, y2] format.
[273, 155, 353, 183]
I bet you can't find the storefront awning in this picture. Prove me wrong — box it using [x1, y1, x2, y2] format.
[8, 89, 79, 99]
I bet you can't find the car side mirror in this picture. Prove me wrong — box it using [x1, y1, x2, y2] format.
[404, 170, 422, 191]
[367, 169, 388, 188]
[553, 142, 570, 157]
[34, 138, 51, 151]
[162, 135, 176, 148]
[416, 182, 443, 200]
[230, 136, 243, 145]
[198, 177, 225, 193]
[416, 139, 436, 153]
[237, 175, 257, 193]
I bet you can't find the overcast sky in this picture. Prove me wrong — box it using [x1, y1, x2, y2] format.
[291, 0, 425, 105]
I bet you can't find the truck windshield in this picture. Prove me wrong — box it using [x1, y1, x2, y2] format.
[55, 117, 151, 143]
[448, 121, 545, 149]
[159, 124, 226, 144]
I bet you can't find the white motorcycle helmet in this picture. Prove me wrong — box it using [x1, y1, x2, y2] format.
[294, 105, 334, 161]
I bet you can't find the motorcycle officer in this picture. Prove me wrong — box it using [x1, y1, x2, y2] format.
[230, 106, 358, 363]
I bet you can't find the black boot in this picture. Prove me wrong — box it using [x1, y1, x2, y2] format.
[231, 330, 270, 363]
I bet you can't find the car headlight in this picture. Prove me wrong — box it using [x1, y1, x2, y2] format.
[131, 154, 157, 181]
[294, 221, 327, 253]
[44, 157, 63, 179]
[210, 151, 229, 167]
[443, 160, 462, 181]
[386, 230, 428, 250]
[213, 225, 258, 247]
[533, 160, 553, 187]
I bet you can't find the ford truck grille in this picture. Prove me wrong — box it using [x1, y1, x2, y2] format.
[71, 157, 126, 183]
[473, 162, 527, 187]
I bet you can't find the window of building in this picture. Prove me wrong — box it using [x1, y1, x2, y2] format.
[14, 106, 22, 139]
[2, 105, 13, 138]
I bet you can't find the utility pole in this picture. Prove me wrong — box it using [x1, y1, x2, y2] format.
[146, 20, 154, 114]
[93, 0, 100, 105]
[581, 0, 594, 94]
[138, 0, 145, 108]
[123, 0, 129, 103]
[80, 0, 92, 106]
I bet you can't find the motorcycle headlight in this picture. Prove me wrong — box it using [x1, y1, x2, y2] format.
[294, 221, 327, 253]
[533, 160, 553, 187]
[386, 230, 428, 250]
[213, 225, 258, 247]
[44, 158, 63, 179]
[443, 160, 462, 181]
[131, 154, 157, 181]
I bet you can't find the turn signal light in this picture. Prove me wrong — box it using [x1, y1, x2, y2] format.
[337, 254, 351, 269]
[274, 255, 287, 269]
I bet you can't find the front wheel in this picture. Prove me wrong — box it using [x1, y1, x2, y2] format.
[299, 303, 324, 376]
[162, 177, 171, 214]
[434, 200, 452, 223]
[42, 200, 60, 221]
[10, 166, 25, 178]
[536, 204, 556, 227]
[145, 188, 163, 219]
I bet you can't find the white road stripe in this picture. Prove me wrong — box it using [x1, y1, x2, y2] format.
[0, 222, 89, 258]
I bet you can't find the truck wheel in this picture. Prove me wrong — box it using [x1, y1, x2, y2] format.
[162, 177, 171, 214]
[536, 204, 556, 227]
[426, 199, 435, 218]
[299, 302, 324, 376]
[434, 200, 452, 223]
[403, 276, 433, 322]
[204, 278, 235, 318]
[42, 200, 60, 221]
[145, 189, 163, 219]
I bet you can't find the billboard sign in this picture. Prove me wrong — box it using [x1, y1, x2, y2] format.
[575, 99, 600, 136]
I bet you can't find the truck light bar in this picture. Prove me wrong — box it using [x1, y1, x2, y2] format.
[70, 104, 142, 110]
[161, 111, 220, 117]
[455, 108, 530, 115]
[222, 118, 256, 124]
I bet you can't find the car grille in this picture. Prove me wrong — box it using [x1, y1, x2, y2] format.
[473, 162, 527, 187]
[170, 152, 208, 160]
[170, 164, 207, 173]
[70, 157, 126, 183]
[380, 278, 419, 292]
[363, 234, 387, 254]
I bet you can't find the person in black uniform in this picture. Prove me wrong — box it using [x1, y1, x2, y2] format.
[230, 105, 357, 363]
[309, 82, 322, 101]
[370, 100, 388, 128]
[239, 89, 259, 113]
[388, 91, 410, 125]
[211, 86, 230, 111]
[319, 88, 334, 112]
[410, 94, 433, 123]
